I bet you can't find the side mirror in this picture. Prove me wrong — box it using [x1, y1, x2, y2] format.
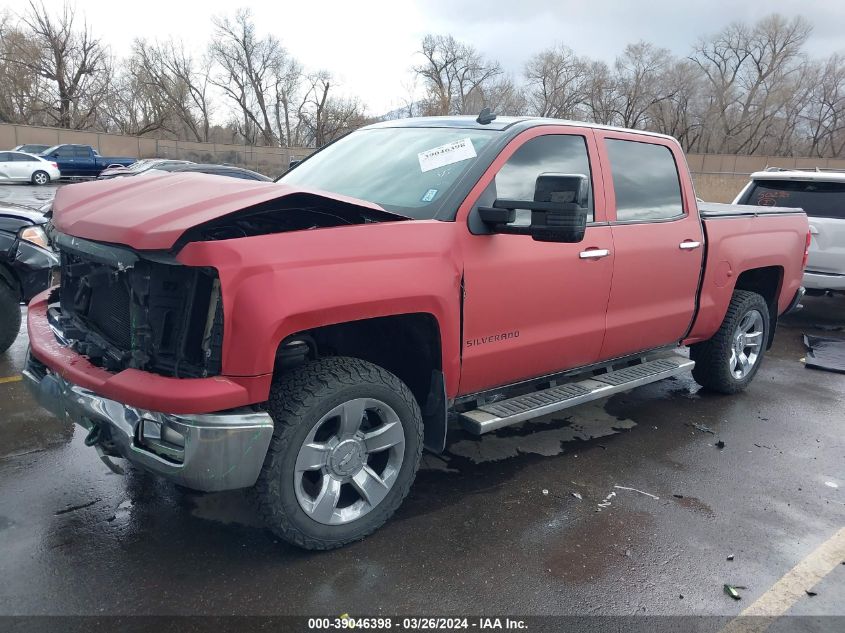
[478, 173, 590, 243]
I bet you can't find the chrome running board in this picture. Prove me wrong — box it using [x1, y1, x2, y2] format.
[459, 355, 694, 435]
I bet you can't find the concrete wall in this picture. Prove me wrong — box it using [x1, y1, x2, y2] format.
[0, 123, 313, 177]
[3, 122, 844, 196]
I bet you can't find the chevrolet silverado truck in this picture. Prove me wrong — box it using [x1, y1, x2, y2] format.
[24, 115, 809, 549]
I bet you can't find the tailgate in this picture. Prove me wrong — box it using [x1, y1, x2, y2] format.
[807, 217, 845, 274]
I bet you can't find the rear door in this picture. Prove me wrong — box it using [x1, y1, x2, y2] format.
[595, 132, 704, 360]
[458, 126, 615, 394]
[74, 146, 95, 174]
[8, 152, 37, 180]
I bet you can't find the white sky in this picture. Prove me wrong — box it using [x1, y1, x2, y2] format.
[12, 0, 845, 116]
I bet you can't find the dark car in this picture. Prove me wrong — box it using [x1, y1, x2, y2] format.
[39, 144, 136, 178]
[13, 144, 52, 155]
[149, 163, 271, 181]
[0, 203, 58, 353]
[98, 159, 194, 179]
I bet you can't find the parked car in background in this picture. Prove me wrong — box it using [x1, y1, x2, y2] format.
[735, 168, 845, 295]
[147, 163, 271, 181]
[39, 144, 135, 178]
[0, 151, 61, 185]
[13, 144, 52, 155]
[0, 203, 57, 353]
[98, 159, 194, 179]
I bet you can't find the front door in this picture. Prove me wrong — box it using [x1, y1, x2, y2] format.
[595, 132, 704, 359]
[458, 127, 614, 395]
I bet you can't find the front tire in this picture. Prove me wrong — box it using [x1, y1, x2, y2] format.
[0, 281, 21, 354]
[31, 171, 49, 186]
[252, 357, 423, 550]
[691, 290, 770, 394]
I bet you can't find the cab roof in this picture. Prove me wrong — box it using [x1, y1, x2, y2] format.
[365, 115, 678, 142]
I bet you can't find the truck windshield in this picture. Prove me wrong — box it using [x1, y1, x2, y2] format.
[740, 179, 845, 219]
[278, 128, 497, 219]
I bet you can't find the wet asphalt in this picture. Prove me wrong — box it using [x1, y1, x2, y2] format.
[0, 183, 842, 621]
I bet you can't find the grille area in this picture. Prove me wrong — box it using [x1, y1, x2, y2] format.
[54, 234, 223, 378]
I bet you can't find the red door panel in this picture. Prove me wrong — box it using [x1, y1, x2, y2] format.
[595, 131, 704, 360]
[456, 126, 614, 395]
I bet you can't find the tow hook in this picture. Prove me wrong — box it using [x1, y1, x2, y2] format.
[83, 423, 125, 475]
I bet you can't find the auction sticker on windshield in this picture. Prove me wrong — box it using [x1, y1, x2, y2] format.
[418, 138, 477, 173]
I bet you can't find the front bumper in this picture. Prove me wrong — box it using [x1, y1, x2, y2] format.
[23, 353, 274, 491]
[803, 270, 845, 292]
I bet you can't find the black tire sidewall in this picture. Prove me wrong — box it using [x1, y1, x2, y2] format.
[264, 363, 422, 544]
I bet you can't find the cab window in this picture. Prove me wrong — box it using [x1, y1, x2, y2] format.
[606, 139, 683, 222]
[495, 135, 594, 223]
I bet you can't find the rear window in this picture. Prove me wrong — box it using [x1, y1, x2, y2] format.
[740, 180, 845, 219]
[606, 139, 684, 221]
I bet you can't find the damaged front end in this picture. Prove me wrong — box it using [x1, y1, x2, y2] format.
[51, 232, 223, 378]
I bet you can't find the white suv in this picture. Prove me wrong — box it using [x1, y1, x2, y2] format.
[735, 169, 845, 294]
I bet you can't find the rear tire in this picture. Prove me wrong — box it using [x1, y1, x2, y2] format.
[252, 357, 423, 550]
[0, 281, 21, 354]
[31, 171, 49, 186]
[691, 290, 770, 394]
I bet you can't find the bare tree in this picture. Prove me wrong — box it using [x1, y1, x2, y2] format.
[1, 1, 112, 128]
[691, 14, 812, 153]
[524, 44, 589, 118]
[414, 34, 503, 115]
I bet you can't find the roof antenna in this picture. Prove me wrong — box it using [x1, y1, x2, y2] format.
[476, 107, 497, 125]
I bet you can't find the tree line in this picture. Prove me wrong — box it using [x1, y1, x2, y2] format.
[1, 2, 843, 157]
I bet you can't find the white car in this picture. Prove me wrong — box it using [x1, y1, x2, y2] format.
[735, 168, 845, 294]
[0, 151, 61, 185]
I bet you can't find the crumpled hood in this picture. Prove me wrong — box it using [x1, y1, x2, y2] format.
[51, 172, 399, 250]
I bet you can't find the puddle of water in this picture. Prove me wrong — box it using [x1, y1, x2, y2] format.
[438, 401, 636, 466]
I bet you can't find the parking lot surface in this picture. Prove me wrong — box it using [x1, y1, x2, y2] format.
[0, 183, 59, 209]
[0, 279, 843, 622]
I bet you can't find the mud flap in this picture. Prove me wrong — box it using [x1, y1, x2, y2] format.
[422, 370, 447, 454]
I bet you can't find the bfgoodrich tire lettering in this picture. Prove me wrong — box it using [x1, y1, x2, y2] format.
[251, 356, 423, 550]
[690, 290, 770, 394]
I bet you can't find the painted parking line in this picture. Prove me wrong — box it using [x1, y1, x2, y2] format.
[0, 375, 22, 384]
[720, 526, 845, 633]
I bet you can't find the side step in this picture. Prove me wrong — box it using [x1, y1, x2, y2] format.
[460, 355, 694, 435]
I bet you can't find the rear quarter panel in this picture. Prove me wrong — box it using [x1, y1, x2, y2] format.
[685, 214, 808, 344]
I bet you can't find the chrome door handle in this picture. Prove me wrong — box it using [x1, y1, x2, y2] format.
[579, 248, 611, 259]
[679, 241, 701, 250]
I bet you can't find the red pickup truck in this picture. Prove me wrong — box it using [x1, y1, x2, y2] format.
[24, 116, 809, 549]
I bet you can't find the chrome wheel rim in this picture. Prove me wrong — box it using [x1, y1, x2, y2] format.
[34, 172, 47, 185]
[729, 309, 764, 379]
[294, 398, 405, 525]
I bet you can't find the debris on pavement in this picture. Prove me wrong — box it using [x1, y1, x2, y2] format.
[825, 481, 838, 489]
[542, 489, 549, 495]
[673, 494, 684, 499]
[597, 491, 616, 511]
[724, 584, 744, 600]
[613, 485, 659, 500]
[687, 422, 716, 434]
[805, 590, 817, 597]
[715, 440, 726, 449]
[803, 334, 845, 373]
[572, 492, 583, 500]
[727, 554, 734, 561]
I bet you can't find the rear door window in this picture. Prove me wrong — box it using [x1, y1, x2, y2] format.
[74, 147, 91, 158]
[739, 180, 845, 219]
[55, 147, 75, 158]
[606, 139, 684, 221]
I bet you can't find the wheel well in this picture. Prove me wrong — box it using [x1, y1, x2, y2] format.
[275, 313, 443, 413]
[734, 266, 782, 349]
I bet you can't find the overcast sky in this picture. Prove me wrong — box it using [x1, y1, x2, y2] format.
[19, 0, 845, 115]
